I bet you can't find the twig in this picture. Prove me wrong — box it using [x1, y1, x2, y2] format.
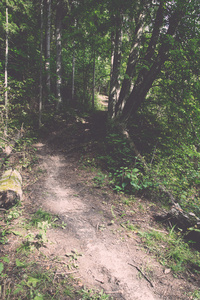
[0, 137, 9, 143]
[95, 278, 104, 284]
[53, 260, 69, 265]
[105, 290, 122, 294]
[56, 270, 78, 275]
[128, 263, 154, 288]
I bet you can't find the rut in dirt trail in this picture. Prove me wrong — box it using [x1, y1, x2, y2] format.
[31, 113, 194, 300]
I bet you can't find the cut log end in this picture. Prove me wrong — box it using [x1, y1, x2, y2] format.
[0, 169, 22, 209]
[0, 190, 20, 209]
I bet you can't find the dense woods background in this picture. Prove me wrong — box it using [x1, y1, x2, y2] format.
[0, 0, 200, 238]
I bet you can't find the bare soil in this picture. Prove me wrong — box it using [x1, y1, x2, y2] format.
[19, 113, 200, 299]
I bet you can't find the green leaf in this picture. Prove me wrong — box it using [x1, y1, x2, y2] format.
[11, 230, 23, 237]
[34, 294, 44, 300]
[1, 256, 9, 263]
[28, 277, 41, 288]
[15, 259, 26, 268]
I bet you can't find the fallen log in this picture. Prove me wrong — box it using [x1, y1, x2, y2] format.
[0, 169, 22, 209]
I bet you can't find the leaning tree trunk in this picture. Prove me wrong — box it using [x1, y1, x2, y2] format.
[114, 7, 185, 123]
[115, 3, 163, 118]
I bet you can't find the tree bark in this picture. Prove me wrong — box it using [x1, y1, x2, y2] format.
[114, 6, 185, 123]
[39, 0, 44, 128]
[72, 40, 76, 103]
[56, 0, 62, 110]
[114, 12, 146, 117]
[46, 0, 51, 102]
[108, 15, 122, 118]
[92, 49, 95, 110]
[5, 6, 8, 134]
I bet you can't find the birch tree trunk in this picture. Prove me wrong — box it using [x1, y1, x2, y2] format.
[56, 0, 62, 110]
[72, 40, 76, 103]
[39, 0, 44, 128]
[46, 0, 51, 102]
[108, 15, 122, 118]
[92, 49, 95, 110]
[5, 6, 8, 134]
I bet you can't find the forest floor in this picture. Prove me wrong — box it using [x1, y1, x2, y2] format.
[1, 104, 199, 299]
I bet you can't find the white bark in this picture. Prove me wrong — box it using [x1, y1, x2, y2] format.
[108, 16, 122, 118]
[92, 49, 95, 110]
[56, 0, 62, 110]
[46, 0, 51, 101]
[5, 7, 8, 133]
[72, 40, 76, 102]
[39, 0, 44, 128]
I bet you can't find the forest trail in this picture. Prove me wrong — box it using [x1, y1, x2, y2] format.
[29, 113, 194, 300]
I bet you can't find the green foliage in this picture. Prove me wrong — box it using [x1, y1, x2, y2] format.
[189, 289, 200, 299]
[93, 172, 107, 187]
[79, 287, 111, 300]
[5, 207, 22, 223]
[111, 166, 153, 193]
[30, 209, 66, 230]
[138, 227, 200, 274]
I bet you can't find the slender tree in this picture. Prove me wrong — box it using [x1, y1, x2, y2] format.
[39, 0, 44, 127]
[72, 39, 76, 102]
[56, 0, 62, 110]
[92, 48, 95, 109]
[4, 4, 9, 133]
[108, 13, 122, 118]
[46, 0, 51, 102]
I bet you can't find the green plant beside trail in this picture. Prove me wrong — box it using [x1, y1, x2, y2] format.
[98, 126, 200, 218]
[138, 227, 200, 274]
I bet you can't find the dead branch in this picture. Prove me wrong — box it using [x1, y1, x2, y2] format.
[128, 263, 154, 288]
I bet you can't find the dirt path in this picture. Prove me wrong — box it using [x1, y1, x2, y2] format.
[30, 115, 196, 299]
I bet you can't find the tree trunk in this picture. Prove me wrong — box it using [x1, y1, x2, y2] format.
[72, 40, 76, 103]
[92, 49, 95, 110]
[115, 4, 163, 117]
[108, 15, 122, 118]
[56, 0, 62, 110]
[46, 0, 51, 102]
[114, 7, 185, 123]
[39, 0, 44, 128]
[4, 6, 8, 134]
